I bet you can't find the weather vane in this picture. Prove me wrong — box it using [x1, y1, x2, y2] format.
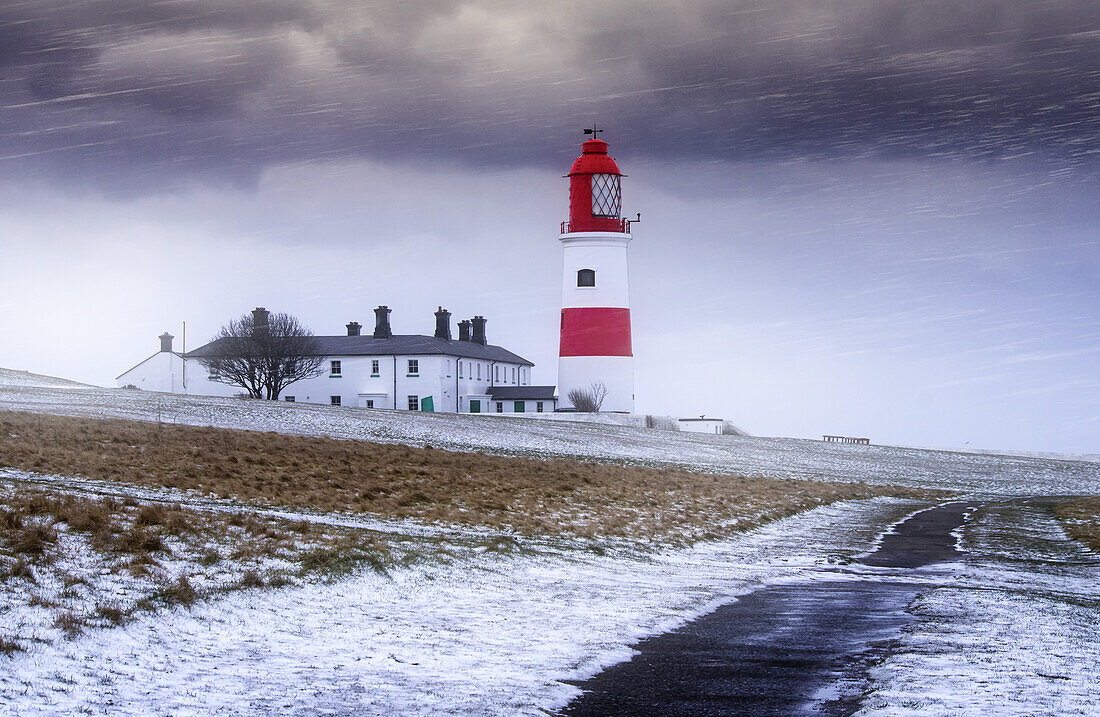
[583, 123, 604, 137]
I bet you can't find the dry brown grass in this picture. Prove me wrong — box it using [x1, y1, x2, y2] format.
[1, 484, 396, 643]
[0, 486, 388, 580]
[1054, 496, 1100, 551]
[0, 410, 939, 541]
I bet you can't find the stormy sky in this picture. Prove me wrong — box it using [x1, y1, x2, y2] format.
[1, 1, 1098, 453]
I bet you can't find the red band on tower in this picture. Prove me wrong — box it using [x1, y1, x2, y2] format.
[559, 307, 633, 357]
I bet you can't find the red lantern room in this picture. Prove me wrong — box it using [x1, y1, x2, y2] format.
[564, 138, 629, 233]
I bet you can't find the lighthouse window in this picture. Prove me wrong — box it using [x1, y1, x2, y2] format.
[590, 174, 621, 218]
[577, 269, 596, 287]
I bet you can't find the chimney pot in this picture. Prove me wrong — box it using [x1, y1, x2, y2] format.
[251, 307, 270, 337]
[434, 307, 452, 340]
[159, 332, 174, 353]
[346, 321, 361, 337]
[471, 315, 487, 346]
[373, 305, 392, 339]
[457, 319, 472, 342]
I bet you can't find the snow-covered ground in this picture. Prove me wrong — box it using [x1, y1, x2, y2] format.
[0, 497, 922, 715]
[855, 499, 1100, 715]
[0, 368, 92, 390]
[1, 381, 1098, 497]
[2, 375, 1098, 715]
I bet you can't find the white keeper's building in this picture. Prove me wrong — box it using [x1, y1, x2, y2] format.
[117, 306, 558, 414]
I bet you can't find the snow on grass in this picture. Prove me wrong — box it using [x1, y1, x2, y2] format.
[0, 411, 917, 544]
[0, 368, 94, 390]
[2, 377, 1098, 715]
[0, 480, 399, 654]
[855, 500, 1100, 715]
[0, 497, 922, 715]
[1, 382, 1098, 498]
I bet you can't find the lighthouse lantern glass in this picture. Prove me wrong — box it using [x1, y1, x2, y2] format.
[590, 174, 621, 218]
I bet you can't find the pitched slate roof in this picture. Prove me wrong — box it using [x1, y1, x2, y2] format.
[185, 335, 534, 366]
[486, 385, 557, 400]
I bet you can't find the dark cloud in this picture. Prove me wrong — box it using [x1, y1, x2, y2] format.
[1, 0, 1099, 190]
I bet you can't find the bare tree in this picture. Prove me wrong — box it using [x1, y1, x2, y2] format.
[259, 312, 325, 400]
[567, 381, 608, 412]
[200, 316, 266, 399]
[199, 309, 323, 400]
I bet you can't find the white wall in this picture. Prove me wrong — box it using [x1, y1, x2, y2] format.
[559, 232, 632, 309]
[678, 419, 724, 434]
[558, 355, 634, 413]
[455, 358, 529, 412]
[487, 398, 556, 414]
[118, 349, 536, 413]
[117, 352, 238, 398]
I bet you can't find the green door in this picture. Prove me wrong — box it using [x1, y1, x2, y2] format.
[469, 399, 480, 413]
[514, 400, 525, 413]
[421, 396, 434, 412]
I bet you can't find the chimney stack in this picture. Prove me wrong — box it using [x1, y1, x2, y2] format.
[471, 315, 487, 346]
[159, 332, 174, 353]
[373, 305, 392, 339]
[434, 306, 452, 340]
[346, 321, 361, 337]
[251, 307, 270, 337]
[457, 319, 472, 342]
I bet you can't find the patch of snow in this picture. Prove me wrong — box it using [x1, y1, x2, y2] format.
[0, 498, 921, 715]
[854, 500, 1100, 715]
[0, 367, 94, 390]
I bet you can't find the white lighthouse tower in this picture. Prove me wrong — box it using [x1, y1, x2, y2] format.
[557, 134, 635, 413]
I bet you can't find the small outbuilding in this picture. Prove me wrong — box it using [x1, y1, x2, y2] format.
[485, 385, 558, 414]
[678, 417, 725, 435]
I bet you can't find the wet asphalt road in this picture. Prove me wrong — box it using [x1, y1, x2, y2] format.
[559, 502, 970, 717]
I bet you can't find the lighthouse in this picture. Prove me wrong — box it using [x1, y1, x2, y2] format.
[557, 134, 635, 413]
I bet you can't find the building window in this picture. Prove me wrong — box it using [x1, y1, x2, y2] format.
[365, 399, 374, 408]
[537, 401, 543, 413]
[459, 362, 464, 378]
[477, 363, 481, 380]
[407, 395, 419, 411]
[407, 359, 418, 376]
[495, 402, 503, 413]
[514, 400, 525, 413]
[285, 396, 295, 402]
[512, 367, 516, 383]
[577, 268, 596, 287]
[446, 360, 451, 378]
[371, 359, 380, 375]
[330, 360, 341, 376]
[494, 365, 499, 382]
[330, 396, 341, 406]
